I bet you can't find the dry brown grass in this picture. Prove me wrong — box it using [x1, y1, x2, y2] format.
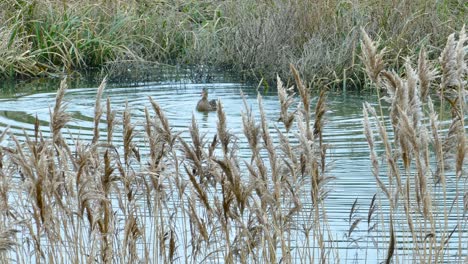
[0, 61, 336, 263]
[361, 25, 467, 263]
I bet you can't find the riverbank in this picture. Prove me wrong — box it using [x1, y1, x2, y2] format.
[0, 0, 466, 87]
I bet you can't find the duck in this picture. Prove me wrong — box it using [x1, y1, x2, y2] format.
[196, 88, 217, 112]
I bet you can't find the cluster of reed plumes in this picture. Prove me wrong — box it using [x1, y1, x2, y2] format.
[0, 62, 337, 263]
[0, 26, 466, 263]
[360, 26, 467, 262]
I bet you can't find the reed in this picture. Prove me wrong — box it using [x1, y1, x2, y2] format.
[360, 25, 466, 262]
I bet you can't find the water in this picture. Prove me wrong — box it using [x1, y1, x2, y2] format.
[0, 69, 466, 263]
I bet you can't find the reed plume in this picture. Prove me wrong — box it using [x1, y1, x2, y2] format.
[122, 102, 136, 167]
[439, 26, 467, 93]
[417, 48, 438, 103]
[276, 75, 295, 132]
[92, 77, 107, 144]
[439, 26, 467, 179]
[361, 26, 467, 262]
[50, 78, 71, 147]
[149, 97, 177, 150]
[0, 228, 17, 252]
[216, 100, 231, 155]
[360, 28, 386, 84]
[241, 91, 260, 157]
[106, 97, 115, 144]
[290, 64, 312, 139]
[363, 103, 390, 198]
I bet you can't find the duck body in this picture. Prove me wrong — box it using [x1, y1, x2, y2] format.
[196, 89, 217, 112]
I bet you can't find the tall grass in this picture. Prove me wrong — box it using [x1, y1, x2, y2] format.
[1, 0, 466, 87]
[1, 0, 147, 77]
[0, 62, 336, 262]
[361, 25, 467, 262]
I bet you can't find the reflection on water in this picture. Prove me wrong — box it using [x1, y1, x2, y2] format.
[0, 69, 466, 262]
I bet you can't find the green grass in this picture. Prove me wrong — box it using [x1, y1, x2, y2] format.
[0, 0, 466, 87]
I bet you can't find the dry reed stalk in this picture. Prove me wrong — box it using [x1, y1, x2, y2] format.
[181, 115, 215, 198]
[92, 77, 107, 144]
[360, 28, 386, 84]
[428, 98, 445, 184]
[397, 61, 430, 214]
[367, 194, 377, 233]
[363, 103, 390, 198]
[405, 60, 423, 131]
[290, 64, 312, 139]
[417, 48, 438, 103]
[258, 94, 278, 184]
[398, 108, 431, 218]
[380, 70, 401, 103]
[360, 26, 468, 262]
[288, 66, 335, 262]
[144, 106, 164, 177]
[440, 30, 462, 93]
[385, 215, 395, 264]
[185, 165, 211, 213]
[241, 91, 260, 158]
[0, 158, 12, 220]
[439, 26, 467, 167]
[241, 93, 269, 197]
[122, 102, 136, 167]
[275, 127, 298, 178]
[187, 198, 209, 258]
[346, 198, 362, 241]
[149, 97, 175, 147]
[214, 155, 250, 216]
[313, 89, 328, 178]
[0, 228, 17, 252]
[143, 107, 165, 192]
[216, 100, 231, 155]
[106, 97, 115, 144]
[122, 213, 141, 263]
[313, 89, 326, 144]
[439, 26, 467, 179]
[188, 114, 204, 168]
[453, 26, 466, 180]
[32, 120, 43, 154]
[276, 75, 295, 132]
[50, 78, 70, 147]
[373, 103, 402, 191]
[439, 25, 467, 262]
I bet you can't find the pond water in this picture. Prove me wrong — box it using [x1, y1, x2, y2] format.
[0, 68, 466, 263]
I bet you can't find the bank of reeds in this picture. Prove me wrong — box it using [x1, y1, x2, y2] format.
[361, 26, 467, 262]
[0, 60, 338, 262]
[1, 0, 466, 87]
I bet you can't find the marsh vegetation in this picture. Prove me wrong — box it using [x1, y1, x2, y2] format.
[0, 0, 466, 86]
[0, 25, 467, 263]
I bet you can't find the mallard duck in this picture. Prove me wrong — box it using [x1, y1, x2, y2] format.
[196, 89, 217, 112]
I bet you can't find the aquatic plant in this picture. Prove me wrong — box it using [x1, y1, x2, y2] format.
[361, 25, 467, 263]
